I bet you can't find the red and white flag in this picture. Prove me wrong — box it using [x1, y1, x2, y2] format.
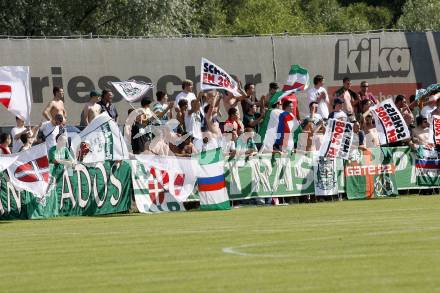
[7, 143, 49, 197]
[0, 66, 31, 123]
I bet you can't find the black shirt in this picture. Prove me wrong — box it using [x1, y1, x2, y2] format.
[99, 101, 118, 121]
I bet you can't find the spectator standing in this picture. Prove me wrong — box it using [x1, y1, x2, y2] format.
[243, 102, 265, 133]
[266, 82, 279, 101]
[429, 97, 440, 118]
[99, 89, 118, 122]
[333, 77, 359, 117]
[153, 91, 174, 124]
[185, 99, 203, 141]
[241, 83, 257, 114]
[358, 81, 378, 104]
[175, 80, 197, 111]
[363, 114, 380, 148]
[40, 113, 64, 150]
[80, 90, 101, 127]
[307, 75, 330, 119]
[410, 116, 430, 147]
[18, 126, 40, 152]
[11, 117, 28, 153]
[306, 101, 323, 126]
[420, 95, 437, 119]
[395, 95, 414, 127]
[409, 94, 420, 118]
[131, 111, 148, 154]
[176, 99, 188, 134]
[223, 108, 242, 155]
[328, 98, 348, 121]
[42, 87, 66, 122]
[352, 121, 366, 149]
[0, 133, 12, 154]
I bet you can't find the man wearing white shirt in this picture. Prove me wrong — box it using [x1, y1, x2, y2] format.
[421, 95, 437, 119]
[307, 75, 330, 119]
[11, 117, 28, 153]
[39, 114, 63, 149]
[175, 79, 197, 111]
[185, 99, 203, 140]
[328, 98, 348, 121]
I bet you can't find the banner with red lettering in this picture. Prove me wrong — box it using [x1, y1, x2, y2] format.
[200, 58, 241, 96]
[370, 99, 410, 145]
[429, 115, 440, 145]
[319, 119, 353, 160]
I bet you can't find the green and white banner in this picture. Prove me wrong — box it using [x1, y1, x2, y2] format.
[0, 161, 132, 220]
[0, 146, 434, 220]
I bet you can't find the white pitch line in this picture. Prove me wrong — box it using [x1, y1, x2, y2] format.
[223, 226, 440, 257]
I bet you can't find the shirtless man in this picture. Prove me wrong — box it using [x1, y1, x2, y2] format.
[80, 90, 101, 126]
[43, 87, 66, 122]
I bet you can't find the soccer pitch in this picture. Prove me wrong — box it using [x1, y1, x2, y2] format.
[1, 195, 440, 292]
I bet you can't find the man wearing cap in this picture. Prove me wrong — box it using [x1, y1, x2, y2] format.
[328, 98, 348, 121]
[80, 90, 101, 126]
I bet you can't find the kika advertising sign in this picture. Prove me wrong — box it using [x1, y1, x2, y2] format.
[319, 119, 353, 160]
[370, 99, 410, 145]
[429, 115, 440, 145]
[200, 58, 241, 96]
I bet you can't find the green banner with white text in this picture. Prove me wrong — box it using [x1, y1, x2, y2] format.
[0, 161, 132, 220]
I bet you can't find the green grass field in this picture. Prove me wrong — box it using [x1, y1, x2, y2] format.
[1, 195, 440, 292]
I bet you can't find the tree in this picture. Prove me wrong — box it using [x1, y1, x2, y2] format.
[397, 0, 440, 31]
[0, 0, 198, 36]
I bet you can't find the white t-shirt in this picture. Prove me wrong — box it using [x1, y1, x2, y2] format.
[40, 121, 60, 149]
[307, 86, 329, 118]
[185, 111, 202, 140]
[328, 110, 348, 121]
[11, 126, 27, 153]
[175, 91, 197, 110]
[421, 105, 436, 119]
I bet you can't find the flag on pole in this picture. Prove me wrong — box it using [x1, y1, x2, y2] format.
[110, 80, 153, 103]
[200, 58, 241, 96]
[197, 148, 230, 210]
[269, 65, 309, 106]
[0, 66, 31, 123]
[7, 143, 49, 198]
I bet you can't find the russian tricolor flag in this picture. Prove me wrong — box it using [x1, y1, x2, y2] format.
[197, 148, 230, 211]
[198, 174, 226, 192]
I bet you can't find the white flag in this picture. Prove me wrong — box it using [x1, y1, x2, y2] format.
[200, 58, 241, 96]
[73, 112, 129, 163]
[0, 66, 31, 123]
[7, 144, 49, 198]
[110, 80, 153, 103]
